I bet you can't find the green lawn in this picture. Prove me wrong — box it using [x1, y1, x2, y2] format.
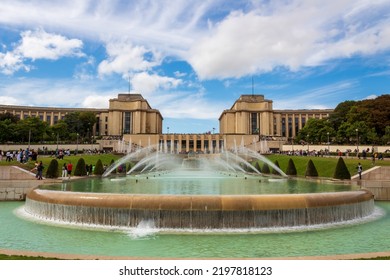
[263, 155, 390, 178]
[1, 153, 389, 179]
[0, 153, 122, 176]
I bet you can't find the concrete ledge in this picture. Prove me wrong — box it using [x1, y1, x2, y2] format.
[0, 166, 61, 201]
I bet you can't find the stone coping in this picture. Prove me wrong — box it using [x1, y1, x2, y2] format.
[0, 248, 389, 260]
[27, 188, 373, 211]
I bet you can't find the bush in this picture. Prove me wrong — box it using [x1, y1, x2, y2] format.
[286, 158, 297, 176]
[272, 160, 281, 175]
[305, 159, 318, 177]
[255, 162, 261, 172]
[333, 157, 351, 180]
[94, 159, 104, 175]
[74, 158, 87, 176]
[45, 159, 59, 178]
[261, 163, 271, 174]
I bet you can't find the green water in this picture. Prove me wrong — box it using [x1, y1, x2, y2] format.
[1, 201, 389, 258]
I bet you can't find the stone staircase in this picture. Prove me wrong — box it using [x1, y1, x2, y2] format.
[0, 166, 58, 201]
[352, 166, 390, 200]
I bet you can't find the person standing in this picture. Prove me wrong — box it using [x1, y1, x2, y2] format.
[36, 161, 44, 180]
[357, 163, 363, 180]
[62, 163, 68, 178]
[67, 162, 73, 179]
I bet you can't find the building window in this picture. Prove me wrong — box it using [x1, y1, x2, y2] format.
[295, 117, 299, 135]
[196, 140, 201, 149]
[273, 117, 277, 135]
[96, 117, 100, 136]
[123, 112, 132, 134]
[251, 113, 258, 134]
[281, 117, 286, 137]
[46, 115, 51, 124]
[302, 116, 306, 128]
[288, 117, 292, 137]
[54, 115, 58, 124]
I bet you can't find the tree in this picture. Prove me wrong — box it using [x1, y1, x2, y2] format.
[0, 112, 19, 123]
[261, 163, 271, 174]
[74, 158, 87, 176]
[94, 159, 104, 175]
[63, 111, 97, 138]
[328, 100, 357, 131]
[15, 117, 48, 143]
[333, 157, 351, 180]
[0, 119, 15, 143]
[297, 118, 334, 144]
[45, 159, 59, 178]
[305, 159, 318, 177]
[285, 158, 297, 176]
[272, 160, 281, 175]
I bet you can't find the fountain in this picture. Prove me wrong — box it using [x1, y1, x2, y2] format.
[24, 146, 375, 231]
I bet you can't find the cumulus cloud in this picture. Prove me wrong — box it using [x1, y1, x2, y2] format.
[187, 0, 390, 80]
[82, 95, 113, 108]
[0, 95, 19, 105]
[98, 42, 163, 76]
[0, 29, 84, 74]
[2, 1, 390, 80]
[130, 72, 182, 96]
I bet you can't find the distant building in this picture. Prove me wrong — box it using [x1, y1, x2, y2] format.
[0, 93, 332, 152]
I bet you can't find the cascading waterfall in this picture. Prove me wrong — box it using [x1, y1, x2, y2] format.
[24, 191, 375, 230]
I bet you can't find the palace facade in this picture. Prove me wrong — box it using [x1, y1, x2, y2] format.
[0, 93, 332, 152]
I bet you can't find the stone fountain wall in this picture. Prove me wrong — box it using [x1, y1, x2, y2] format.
[25, 189, 374, 229]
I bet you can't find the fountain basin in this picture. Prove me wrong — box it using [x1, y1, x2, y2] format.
[25, 188, 374, 229]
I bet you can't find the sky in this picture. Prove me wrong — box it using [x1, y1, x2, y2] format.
[0, 0, 390, 133]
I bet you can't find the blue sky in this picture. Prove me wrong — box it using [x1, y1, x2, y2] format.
[0, 0, 389, 133]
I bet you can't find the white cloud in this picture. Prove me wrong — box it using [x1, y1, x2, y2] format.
[98, 42, 163, 76]
[17, 29, 84, 60]
[0, 77, 118, 108]
[0, 51, 29, 75]
[130, 72, 182, 96]
[0, 29, 84, 74]
[82, 95, 113, 108]
[152, 91, 229, 119]
[364, 94, 378, 100]
[2, 1, 390, 80]
[0, 95, 19, 105]
[188, 0, 390, 79]
[273, 80, 360, 109]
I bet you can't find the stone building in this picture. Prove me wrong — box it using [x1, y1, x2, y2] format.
[0, 93, 332, 152]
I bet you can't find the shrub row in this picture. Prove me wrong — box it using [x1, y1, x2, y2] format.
[255, 157, 351, 180]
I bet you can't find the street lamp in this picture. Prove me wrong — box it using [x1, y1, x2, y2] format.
[76, 133, 79, 155]
[307, 134, 310, 155]
[56, 133, 59, 150]
[356, 128, 359, 158]
[28, 128, 31, 151]
[327, 132, 330, 154]
[291, 137, 294, 154]
[212, 127, 215, 134]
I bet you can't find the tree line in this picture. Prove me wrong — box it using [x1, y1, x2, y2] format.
[0, 111, 97, 144]
[295, 94, 390, 145]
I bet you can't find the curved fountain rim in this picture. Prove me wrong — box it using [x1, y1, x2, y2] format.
[26, 187, 374, 211]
